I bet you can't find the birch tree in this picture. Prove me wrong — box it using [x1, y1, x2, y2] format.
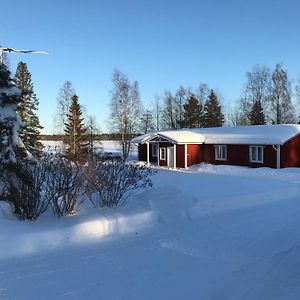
[54, 81, 75, 134]
[270, 64, 296, 124]
[110, 69, 141, 160]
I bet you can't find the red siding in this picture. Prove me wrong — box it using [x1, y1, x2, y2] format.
[187, 144, 203, 166]
[202, 144, 277, 168]
[138, 144, 147, 161]
[139, 141, 282, 168]
[176, 145, 185, 168]
[281, 134, 300, 167]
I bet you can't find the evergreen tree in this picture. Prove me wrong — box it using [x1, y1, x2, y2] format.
[0, 63, 26, 166]
[64, 94, 87, 161]
[14, 62, 43, 157]
[249, 100, 266, 125]
[203, 90, 224, 127]
[182, 95, 202, 128]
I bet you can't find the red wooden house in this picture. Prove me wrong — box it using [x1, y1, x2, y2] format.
[132, 125, 300, 169]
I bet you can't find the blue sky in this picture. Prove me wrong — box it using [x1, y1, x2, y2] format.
[1, 0, 300, 133]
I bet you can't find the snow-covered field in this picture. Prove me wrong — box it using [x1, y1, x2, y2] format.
[1, 141, 300, 299]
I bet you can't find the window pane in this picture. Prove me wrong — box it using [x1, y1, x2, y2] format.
[257, 147, 262, 161]
[251, 147, 256, 161]
[222, 146, 226, 159]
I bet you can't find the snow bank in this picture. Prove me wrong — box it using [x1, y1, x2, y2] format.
[0, 208, 160, 260]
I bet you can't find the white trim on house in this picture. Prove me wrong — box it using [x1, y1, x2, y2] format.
[174, 144, 177, 169]
[160, 147, 166, 161]
[184, 144, 188, 168]
[215, 145, 227, 161]
[146, 142, 150, 165]
[249, 145, 264, 163]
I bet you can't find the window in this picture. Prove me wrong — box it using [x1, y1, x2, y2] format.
[160, 147, 166, 160]
[152, 143, 157, 157]
[215, 145, 227, 161]
[249, 146, 263, 163]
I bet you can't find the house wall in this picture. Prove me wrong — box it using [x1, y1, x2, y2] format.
[187, 144, 203, 167]
[202, 144, 277, 168]
[281, 134, 300, 167]
[138, 144, 147, 161]
[138, 142, 279, 168]
[176, 145, 185, 168]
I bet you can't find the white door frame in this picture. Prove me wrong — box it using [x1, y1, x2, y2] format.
[167, 146, 174, 168]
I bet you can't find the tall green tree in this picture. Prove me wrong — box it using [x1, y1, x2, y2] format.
[64, 95, 87, 161]
[203, 90, 224, 127]
[249, 100, 266, 125]
[14, 62, 43, 157]
[0, 63, 26, 165]
[182, 95, 203, 128]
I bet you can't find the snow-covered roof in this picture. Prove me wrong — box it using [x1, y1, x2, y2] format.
[132, 125, 300, 145]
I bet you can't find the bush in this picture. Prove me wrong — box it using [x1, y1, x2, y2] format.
[44, 156, 85, 217]
[1, 160, 49, 221]
[0, 154, 154, 221]
[85, 157, 154, 207]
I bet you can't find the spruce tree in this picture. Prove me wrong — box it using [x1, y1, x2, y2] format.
[64, 94, 87, 161]
[203, 90, 224, 127]
[249, 100, 266, 125]
[0, 62, 28, 204]
[15, 62, 43, 157]
[0, 63, 26, 166]
[182, 95, 202, 128]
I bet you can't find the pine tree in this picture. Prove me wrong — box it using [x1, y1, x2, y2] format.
[64, 95, 88, 161]
[181, 95, 202, 128]
[14, 62, 43, 157]
[203, 90, 224, 127]
[249, 100, 266, 125]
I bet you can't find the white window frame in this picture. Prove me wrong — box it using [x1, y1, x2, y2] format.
[249, 145, 264, 163]
[215, 145, 227, 161]
[152, 143, 157, 157]
[160, 147, 166, 161]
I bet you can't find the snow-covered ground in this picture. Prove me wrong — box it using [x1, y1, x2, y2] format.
[41, 140, 138, 158]
[1, 141, 300, 299]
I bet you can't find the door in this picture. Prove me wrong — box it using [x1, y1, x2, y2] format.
[167, 147, 174, 168]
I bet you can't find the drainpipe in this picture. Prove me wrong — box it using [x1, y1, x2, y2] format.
[272, 144, 281, 169]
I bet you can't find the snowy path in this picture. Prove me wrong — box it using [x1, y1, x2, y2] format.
[1, 165, 300, 299]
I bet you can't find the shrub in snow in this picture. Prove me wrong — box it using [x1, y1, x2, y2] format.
[2, 160, 49, 221]
[84, 157, 154, 207]
[44, 155, 85, 217]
